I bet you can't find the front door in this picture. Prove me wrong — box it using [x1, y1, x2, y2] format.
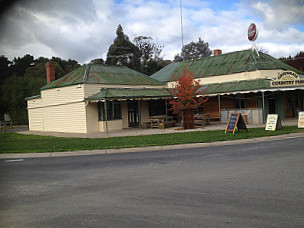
[128, 101, 138, 127]
[269, 98, 276, 114]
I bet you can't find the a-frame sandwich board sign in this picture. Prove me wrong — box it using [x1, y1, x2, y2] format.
[225, 113, 248, 134]
[298, 111, 304, 128]
[265, 114, 283, 131]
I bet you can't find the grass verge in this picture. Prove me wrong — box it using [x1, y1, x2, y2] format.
[0, 126, 303, 154]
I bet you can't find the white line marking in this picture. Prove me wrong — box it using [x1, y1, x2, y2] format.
[5, 159, 24, 163]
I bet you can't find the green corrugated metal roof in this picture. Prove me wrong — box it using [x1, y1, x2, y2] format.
[41, 65, 87, 90]
[86, 88, 173, 100]
[151, 49, 303, 82]
[201, 79, 271, 95]
[41, 64, 162, 90]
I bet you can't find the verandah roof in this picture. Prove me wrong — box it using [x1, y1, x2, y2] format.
[87, 80, 304, 101]
[86, 88, 173, 101]
[202, 79, 304, 96]
[202, 79, 270, 95]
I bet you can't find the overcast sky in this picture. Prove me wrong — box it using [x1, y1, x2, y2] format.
[0, 0, 304, 64]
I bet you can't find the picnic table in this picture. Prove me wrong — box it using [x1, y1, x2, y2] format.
[194, 114, 210, 126]
[142, 116, 177, 129]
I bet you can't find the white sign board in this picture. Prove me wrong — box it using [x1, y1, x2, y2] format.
[298, 112, 304, 128]
[265, 114, 282, 131]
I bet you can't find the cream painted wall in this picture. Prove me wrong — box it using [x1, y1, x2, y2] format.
[140, 101, 150, 122]
[41, 85, 84, 107]
[121, 102, 129, 129]
[43, 102, 87, 133]
[27, 80, 168, 133]
[28, 108, 43, 131]
[27, 98, 44, 131]
[85, 103, 99, 133]
[83, 84, 103, 98]
[98, 119, 123, 132]
[27, 85, 87, 133]
[167, 69, 284, 88]
[27, 98, 42, 109]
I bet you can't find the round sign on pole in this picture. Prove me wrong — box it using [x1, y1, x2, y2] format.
[248, 23, 258, 41]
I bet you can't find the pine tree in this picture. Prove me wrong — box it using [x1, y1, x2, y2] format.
[106, 25, 141, 71]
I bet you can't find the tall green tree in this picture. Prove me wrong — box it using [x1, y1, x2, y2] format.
[0, 54, 80, 124]
[106, 25, 141, 71]
[174, 38, 212, 61]
[134, 36, 162, 63]
[134, 36, 169, 75]
[0, 55, 11, 116]
[1, 74, 45, 124]
[10, 54, 35, 76]
[50, 57, 80, 79]
[90, 58, 105, 64]
[0, 55, 11, 85]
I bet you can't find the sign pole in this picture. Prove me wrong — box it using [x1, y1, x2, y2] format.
[262, 91, 265, 123]
[248, 23, 259, 57]
[218, 95, 221, 119]
[104, 100, 108, 136]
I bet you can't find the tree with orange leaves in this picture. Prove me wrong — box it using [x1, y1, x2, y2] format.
[169, 65, 208, 129]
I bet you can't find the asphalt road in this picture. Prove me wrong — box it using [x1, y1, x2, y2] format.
[1, 136, 303, 228]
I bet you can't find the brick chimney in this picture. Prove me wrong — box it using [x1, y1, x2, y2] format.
[46, 62, 55, 84]
[213, 49, 222, 56]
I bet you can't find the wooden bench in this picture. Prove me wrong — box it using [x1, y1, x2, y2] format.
[194, 119, 207, 127]
[150, 119, 160, 128]
[159, 120, 177, 129]
[209, 115, 220, 121]
[194, 114, 210, 126]
[142, 119, 161, 128]
[205, 113, 220, 121]
[142, 121, 151, 129]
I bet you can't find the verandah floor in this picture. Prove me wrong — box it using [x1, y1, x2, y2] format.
[13, 118, 299, 139]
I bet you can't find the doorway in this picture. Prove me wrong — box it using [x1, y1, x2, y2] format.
[128, 101, 139, 127]
[268, 98, 276, 114]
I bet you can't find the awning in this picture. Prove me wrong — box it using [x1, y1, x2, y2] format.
[201, 79, 304, 97]
[85, 88, 173, 102]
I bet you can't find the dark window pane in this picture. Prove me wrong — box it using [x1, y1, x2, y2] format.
[98, 101, 122, 121]
[149, 100, 166, 116]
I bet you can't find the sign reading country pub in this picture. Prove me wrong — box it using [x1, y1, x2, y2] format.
[271, 71, 304, 87]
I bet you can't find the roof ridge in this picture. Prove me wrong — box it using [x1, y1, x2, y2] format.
[83, 64, 91, 83]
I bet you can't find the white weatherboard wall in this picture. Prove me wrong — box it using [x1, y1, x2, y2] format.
[27, 98, 43, 131]
[42, 85, 87, 133]
[27, 85, 89, 133]
[28, 107, 43, 131]
[86, 103, 99, 133]
[43, 102, 87, 133]
[167, 69, 283, 88]
[41, 85, 84, 106]
[122, 102, 129, 129]
[84, 84, 103, 98]
[99, 120, 123, 132]
[140, 101, 150, 123]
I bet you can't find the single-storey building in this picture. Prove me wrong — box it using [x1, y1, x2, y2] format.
[26, 49, 304, 133]
[151, 49, 304, 124]
[26, 63, 172, 133]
